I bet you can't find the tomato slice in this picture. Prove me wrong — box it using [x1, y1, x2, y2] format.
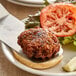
[40, 3, 76, 37]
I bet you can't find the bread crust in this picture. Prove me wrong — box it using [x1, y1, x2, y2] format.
[13, 51, 63, 69]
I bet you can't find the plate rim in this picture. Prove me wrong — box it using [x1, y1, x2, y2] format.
[7, 0, 43, 7]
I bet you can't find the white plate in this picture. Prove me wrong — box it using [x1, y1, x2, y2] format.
[15, 0, 44, 4]
[1, 19, 76, 76]
[7, 0, 44, 7]
[7, 0, 56, 7]
[14, 0, 56, 4]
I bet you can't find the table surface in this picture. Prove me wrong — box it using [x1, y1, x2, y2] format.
[0, 0, 40, 76]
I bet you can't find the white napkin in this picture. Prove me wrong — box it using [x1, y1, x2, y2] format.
[0, 4, 9, 19]
[0, 4, 25, 52]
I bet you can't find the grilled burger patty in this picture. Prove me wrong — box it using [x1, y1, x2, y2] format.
[18, 28, 60, 60]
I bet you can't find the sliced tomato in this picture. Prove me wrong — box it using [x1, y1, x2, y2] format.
[40, 3, 76, 37]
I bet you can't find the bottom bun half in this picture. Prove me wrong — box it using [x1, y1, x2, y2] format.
[13, 51, 63, 69]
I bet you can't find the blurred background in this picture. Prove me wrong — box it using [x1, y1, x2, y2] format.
[0, 0, 40, 20]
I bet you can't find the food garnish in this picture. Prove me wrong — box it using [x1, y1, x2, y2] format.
[25, 11, 40, 29]
[63, 57, 76, 72]
[40, 3, 76, 37]
[44, 0, 76, 6]
[58, 34, 76, 46]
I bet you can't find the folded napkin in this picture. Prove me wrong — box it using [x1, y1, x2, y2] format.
[0, 4, 25, 52]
